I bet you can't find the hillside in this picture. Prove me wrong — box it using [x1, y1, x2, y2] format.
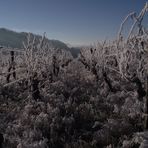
[0, 28, 80, 57]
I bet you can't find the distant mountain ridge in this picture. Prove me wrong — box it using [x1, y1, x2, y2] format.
[0, 28, 80, 57]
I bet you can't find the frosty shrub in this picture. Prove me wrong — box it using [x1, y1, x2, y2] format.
[1, 2, 148, 148]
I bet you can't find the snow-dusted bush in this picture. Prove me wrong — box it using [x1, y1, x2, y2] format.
[1, 2, 148, 148]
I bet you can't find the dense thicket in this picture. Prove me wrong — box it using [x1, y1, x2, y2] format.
[0, 3, 148, 148]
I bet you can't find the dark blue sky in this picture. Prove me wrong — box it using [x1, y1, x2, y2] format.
[0, 0, 147, 46]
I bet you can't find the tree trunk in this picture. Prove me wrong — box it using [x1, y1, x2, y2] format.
[6, 51, 16, 83]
